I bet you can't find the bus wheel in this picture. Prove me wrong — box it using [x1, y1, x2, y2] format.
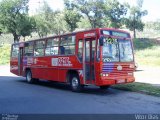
[99, 86, 110, 90]
[70, 74, 82, 92]
[26, 70, 38, 83]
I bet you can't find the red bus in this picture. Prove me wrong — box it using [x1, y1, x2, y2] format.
[10, 28, 135, 92]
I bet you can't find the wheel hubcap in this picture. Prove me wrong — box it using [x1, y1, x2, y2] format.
[27, 72, 31, 82]
[72, 77, 79, 88]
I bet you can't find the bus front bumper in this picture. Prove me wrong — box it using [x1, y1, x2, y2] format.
[96, 76, 135, 86]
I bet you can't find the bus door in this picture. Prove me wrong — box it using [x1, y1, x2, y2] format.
[84, 38, 96, 84]
[18, 47, 24, 76]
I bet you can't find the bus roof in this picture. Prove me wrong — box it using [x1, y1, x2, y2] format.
[12, 28, 130, 44]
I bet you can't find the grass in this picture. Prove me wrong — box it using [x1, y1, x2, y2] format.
[112, 82, 160, 97]
[133, 38, 160, 66]
[0, 44, 11, 65]
[135, 46, 160, 66]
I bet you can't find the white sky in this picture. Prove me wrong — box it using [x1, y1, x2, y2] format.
[28, 0, 64, 15]
[28, 0, 160, 22]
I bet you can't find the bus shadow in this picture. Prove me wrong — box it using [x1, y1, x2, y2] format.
[18, 80, 71, 91]
[0, 76, 25, 81]
[82, 87, 120, 96]
[135, 69, 144, 72]
[17, 80, 119, 96]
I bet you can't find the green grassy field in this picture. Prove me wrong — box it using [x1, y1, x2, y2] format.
[112, 82, 160, 97]
[133, 38, 160, 67]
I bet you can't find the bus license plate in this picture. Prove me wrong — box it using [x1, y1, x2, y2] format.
[117, 79, 125, 84]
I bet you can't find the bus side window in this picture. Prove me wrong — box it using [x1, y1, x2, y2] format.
[78, 40, 83, 62]
[11, 44, 19, 58]
[24, 42, 34, 57]
[92, 40, 96, 61]
[59, 46, 65, 55]
[34, 40, 45, 56]
[60, 35, 76, 55]
[97, 39, 100, 61]
[45, 38, 59, 56]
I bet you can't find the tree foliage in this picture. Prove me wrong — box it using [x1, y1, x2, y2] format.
[72, 0, 105, 28]
[0, 0, 150, 43]
[34, 1, 67, 37]
[67, 0, 127, 29]
[124, 0, 148, 38]
[64, 0, 81, 32]
[151, 20, 160, 30]
[0, 0, 35, 43]
[52, 12, 68, 35]
[104, 0, 127, 28]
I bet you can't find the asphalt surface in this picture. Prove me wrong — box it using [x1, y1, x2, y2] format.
[0, 66, 160, 114]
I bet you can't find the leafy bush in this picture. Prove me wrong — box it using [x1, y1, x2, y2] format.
[133, 38, 158, 50]
[0, 44, 11, 65]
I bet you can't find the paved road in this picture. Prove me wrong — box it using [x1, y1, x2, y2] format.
[0, 66, 160, 114]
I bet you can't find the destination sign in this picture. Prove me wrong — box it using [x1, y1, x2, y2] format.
[102, 30, 129, 38]
[104, 37, 118, 44]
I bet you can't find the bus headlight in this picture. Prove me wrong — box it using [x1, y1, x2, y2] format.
[130, 64, 135, 68]
[128, 73, 133, 76]
[105, 74, 109, 76]
[100, 73, 109, 77]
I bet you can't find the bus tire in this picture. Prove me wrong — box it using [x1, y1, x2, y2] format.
[26, 70, 38, 83]
[70, 74, 82, 92]
[99, 85, 110, 90]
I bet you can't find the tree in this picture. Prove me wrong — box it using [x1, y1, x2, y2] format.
[124, 0, 148, 38]
[34, 14, 51, 38]
[34, 1, 67, 37]
[0, 0, 35, 43]
[104, 0, 127, 28]
[153, 20, 160, 31]
[17, 16, 36, 41]
[51, 11, 68, 35]
[78, 17, 92, 30]
[73, 0, 105, 28]
[33, 1, 52, 38]
[64, 0, 81, 32]
[70, 0, 127, 29]
[0, 28, 2, 35]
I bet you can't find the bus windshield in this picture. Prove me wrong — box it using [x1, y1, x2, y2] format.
[102, 38, 133, 62]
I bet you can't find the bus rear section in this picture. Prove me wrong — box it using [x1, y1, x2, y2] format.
[10, 28, 135, 92]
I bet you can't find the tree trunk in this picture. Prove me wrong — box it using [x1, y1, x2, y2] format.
[133, 14, 136, 38]
[133, 28, 136, 38]
[13, 33, 20, 43]
[23, 37, 26, 41]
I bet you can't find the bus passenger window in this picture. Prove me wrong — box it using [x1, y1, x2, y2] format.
[78, 40, 83, 62]
[60, 35, 75, 55]
[92, 40, 96, 61]
[24, 42, 34, 57]
[11, 44, 19, 57]
[59, 46, 65, 55]
[45, 38, 59, 56]
[34, 40, 45, 56]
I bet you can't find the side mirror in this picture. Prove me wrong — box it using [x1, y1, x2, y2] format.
[99, 36, 104, 46]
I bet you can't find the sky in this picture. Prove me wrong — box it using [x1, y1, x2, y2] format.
[28, 0, 160, 22]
